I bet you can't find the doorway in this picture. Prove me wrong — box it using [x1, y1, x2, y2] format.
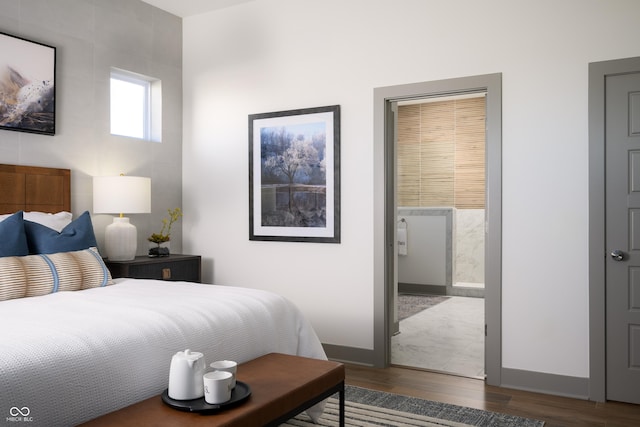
[372, 73, 502, 387]
[589, 55, 640, 403]
[391, 94, 486, 378]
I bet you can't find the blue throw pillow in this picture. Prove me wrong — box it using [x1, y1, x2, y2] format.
[0, 211, 29, 257]
[24, 211, 98, 255]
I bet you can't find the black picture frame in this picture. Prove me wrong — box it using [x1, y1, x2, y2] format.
[0, 32, 56, 136]
[249, 105, 340, 243]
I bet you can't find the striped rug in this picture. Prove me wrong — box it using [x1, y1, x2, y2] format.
[282, 386, 544, 427]
[283, 398, 475, 426]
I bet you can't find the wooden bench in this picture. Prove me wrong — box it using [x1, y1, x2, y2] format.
[81, 353, 345, 427]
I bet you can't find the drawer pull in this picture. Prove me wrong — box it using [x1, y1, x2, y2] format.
[162, 268, 172, 280]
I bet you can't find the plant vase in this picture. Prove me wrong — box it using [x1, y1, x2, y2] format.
[149, 241, 170, 257]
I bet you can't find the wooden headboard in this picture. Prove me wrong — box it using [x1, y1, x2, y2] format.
[0, 164, 71, 214]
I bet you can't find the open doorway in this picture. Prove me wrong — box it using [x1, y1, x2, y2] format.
[391, 94, 486, 378]
[372, 73, 502, 387]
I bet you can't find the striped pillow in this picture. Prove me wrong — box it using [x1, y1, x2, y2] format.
[0, 247, 113, 301]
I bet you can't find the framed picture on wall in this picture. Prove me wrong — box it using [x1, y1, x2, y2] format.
[249, 105, 341, 243]
[0, 32, 56, 135]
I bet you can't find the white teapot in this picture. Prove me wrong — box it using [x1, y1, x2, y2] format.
[168, 349, 206, 400]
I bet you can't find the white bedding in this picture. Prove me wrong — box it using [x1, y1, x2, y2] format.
[0, 279, 326, 426]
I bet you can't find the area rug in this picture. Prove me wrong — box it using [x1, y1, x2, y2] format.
[398, 294, 450, 321]
[283, 386, 544, 427]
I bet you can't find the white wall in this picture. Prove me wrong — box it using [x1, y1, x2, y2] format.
[0, 0, 183, 255]
[182, 0, 640, 378]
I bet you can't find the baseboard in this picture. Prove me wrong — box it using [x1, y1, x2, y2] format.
[399, 283, 446, 295]
[398, 283, 484, 298]
[501, 367, 589, 400]
[322, 344, 376, 366]
[323, 344, 590, 400]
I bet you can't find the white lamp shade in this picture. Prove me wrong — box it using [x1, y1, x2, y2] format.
[93, 176, 151, 214]
[93, 175, 151, 261]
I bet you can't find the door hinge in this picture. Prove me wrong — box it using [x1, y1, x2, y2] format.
[485, 324, 487, 337]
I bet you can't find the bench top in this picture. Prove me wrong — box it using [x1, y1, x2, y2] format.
[81, 353, 345, 427]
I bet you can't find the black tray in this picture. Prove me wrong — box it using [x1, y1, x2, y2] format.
[161, 381, 251, 414]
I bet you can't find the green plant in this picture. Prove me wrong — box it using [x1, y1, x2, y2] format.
[148, 207, 182, 244]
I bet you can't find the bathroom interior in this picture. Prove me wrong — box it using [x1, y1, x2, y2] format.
[391, 94, 486, 378]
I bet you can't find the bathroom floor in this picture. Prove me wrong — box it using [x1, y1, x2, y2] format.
[391, 295, 485, 379]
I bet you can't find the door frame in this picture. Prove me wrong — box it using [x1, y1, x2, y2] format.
[373, 73, 502, 386]
[588, 55, 640, 402]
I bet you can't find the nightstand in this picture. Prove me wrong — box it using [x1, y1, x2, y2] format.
[105, 254, 202, 283]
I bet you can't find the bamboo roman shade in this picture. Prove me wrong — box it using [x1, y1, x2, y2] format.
[397, 97, 486, 209]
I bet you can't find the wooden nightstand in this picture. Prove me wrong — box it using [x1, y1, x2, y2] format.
[105, 254, 201, 283]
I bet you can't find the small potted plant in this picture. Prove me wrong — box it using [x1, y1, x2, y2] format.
[148, 207, 182, 257]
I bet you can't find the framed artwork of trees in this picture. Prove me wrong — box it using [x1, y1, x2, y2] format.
[249, 105, 340, 243]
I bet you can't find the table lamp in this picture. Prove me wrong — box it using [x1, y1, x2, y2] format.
[93, 175, 151, 261]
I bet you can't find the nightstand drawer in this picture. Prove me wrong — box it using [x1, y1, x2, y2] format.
[105, 255, 201, 283]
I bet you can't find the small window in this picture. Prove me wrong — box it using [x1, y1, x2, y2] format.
[110, 68, 161, 142]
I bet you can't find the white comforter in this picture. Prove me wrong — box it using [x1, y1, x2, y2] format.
[0, 279, 326, 426]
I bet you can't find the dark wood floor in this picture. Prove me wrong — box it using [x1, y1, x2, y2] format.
[344, 364, 640, 427]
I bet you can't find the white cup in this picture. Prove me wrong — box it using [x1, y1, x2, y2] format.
[210, 360, 238, 389]
[203, 371, 233, 404]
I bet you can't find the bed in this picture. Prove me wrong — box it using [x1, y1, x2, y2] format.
[0, 164, 327, 426]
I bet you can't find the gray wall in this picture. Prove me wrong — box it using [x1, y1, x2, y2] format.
[0, 0, 183, 255]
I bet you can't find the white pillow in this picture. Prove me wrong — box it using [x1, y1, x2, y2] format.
[24, 211, 73, 232]
[0, 211, 73, 232]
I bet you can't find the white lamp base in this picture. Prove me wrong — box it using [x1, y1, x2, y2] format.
[105, 217, 137, 261]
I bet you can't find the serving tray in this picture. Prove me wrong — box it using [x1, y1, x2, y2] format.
[161, 381, 251, 414]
